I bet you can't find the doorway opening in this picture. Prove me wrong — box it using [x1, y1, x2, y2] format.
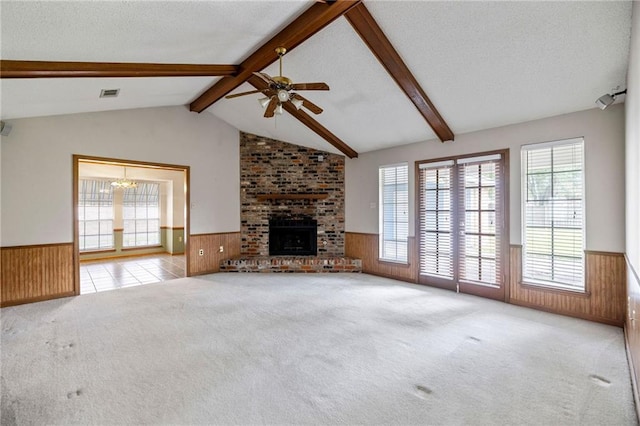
[73, 155, 190, 295]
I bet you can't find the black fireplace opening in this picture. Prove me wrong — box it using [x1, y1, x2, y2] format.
[269, 218, 317, 256]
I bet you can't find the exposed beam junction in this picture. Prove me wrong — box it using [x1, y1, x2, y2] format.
[189, 0, 361, 113]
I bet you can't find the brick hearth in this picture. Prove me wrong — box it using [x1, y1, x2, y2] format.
[220, 256, 362, 273]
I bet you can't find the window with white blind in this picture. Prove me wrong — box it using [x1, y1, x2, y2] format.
[379, 163, 409, 263]
[521, 138, 585, 290]
[78, 179, 114, 251]
[123, 182, 161, 247]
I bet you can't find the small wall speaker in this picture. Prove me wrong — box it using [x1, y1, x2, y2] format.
[0, 121, 12, 136]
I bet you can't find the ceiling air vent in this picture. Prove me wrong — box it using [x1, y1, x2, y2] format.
[99, 89, 120, 98]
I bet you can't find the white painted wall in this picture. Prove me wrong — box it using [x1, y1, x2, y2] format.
[1, 106, 240, 246]
[627, 1, 640, 272]
[346, 105, 625, 252]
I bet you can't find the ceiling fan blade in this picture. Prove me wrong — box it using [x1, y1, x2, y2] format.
[253, 72, 275, 85]
[264, 98, 278, 118]
[225, 89, 266, 99]
[290, 82, 330, 91]
[291, 93, 323, 114]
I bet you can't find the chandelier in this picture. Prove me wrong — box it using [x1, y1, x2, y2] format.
[110, 167, 137, 189]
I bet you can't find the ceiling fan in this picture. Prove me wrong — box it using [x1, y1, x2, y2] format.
[224, 47, 329, 118]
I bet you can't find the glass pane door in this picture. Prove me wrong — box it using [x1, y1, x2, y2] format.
[459, 161, 501, 287]
[418, 163, 455, 290]
[417, 152, 506, 301]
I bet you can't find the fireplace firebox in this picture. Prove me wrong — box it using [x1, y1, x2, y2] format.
[269, 218, 317, 256]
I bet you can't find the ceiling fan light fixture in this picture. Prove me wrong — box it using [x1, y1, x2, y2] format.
[291, 97, 304, 110]
[277, 89, 290, 102]
[258, 97, 271, 108]
[226, 47, 328, 120]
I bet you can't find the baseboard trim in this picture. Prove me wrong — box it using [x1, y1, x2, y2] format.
[364, 270, 417, 284]
[509, 298, 623, 327]
[1, 291, 75, 308]
[80, 251, 172, 262]
[189, 269, 219, 277]
[624, 325, 640, 423]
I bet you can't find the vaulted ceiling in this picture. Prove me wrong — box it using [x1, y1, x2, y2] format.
[0, 1, 632, 157]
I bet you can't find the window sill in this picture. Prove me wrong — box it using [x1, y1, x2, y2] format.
[520, 281, 590, 297]
[378, 259, 410, 267]
[122, 245, 163, 252]
[80, 249, 116, 255]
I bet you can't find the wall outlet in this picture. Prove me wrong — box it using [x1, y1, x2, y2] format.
[178, 236, 182, 242]
[370, 202, 376, 209]
[198, 249, 204, 256]
[219, 246, 224, 253]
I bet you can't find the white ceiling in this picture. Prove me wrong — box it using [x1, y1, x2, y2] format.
[0, 1, 633, 155]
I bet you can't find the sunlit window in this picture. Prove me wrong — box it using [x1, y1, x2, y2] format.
[123, 183, 161, 247]
[522, 138, 585, 290]
[78, 179, 114, 251]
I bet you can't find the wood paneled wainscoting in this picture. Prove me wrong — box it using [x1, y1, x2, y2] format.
[345, 232, 417, 283]
[625, 257, 640, 416]
[510, 245, 626, 326]
[189, 232, 241, 275]
[1, 243, 75, 307]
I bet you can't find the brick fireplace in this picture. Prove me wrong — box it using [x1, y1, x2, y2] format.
[239, 132, 345, 257]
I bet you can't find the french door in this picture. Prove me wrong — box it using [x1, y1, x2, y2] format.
[417, 151, 508, 301]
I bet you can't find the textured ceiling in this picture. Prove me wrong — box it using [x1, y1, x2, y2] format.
[0, 1, 633, 155]
[365, 1, 632, 135]
[1, 77, 219, 119]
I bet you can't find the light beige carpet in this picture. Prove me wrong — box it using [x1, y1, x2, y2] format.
[1, 273, 636, 425]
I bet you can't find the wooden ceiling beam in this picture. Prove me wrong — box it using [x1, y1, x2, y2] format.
[190, 0, 361, 113]
[345, 3, 455, 142]
[0, 60, 238, 79]
[248, 75, 358, 159]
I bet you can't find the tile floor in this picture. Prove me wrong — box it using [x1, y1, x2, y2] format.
[80, 254, 186, 294]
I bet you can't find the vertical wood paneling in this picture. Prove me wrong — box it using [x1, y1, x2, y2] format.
[345, 238, 623, 325]
[345, 232, 417, 282]
[625, 258, 640, 418]
[189, 232, 241, 275]
[1, 243, 75, 307]
[509, 245, 625, 325]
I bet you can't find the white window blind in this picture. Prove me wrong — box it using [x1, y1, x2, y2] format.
[522, 139, 584, 290]
[379, 164, 409, 262]
[78, 179, 114, 251]
[457, 157, 502, 285]
[123, 182, 161, 247]
[419, 163, 453, 278]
